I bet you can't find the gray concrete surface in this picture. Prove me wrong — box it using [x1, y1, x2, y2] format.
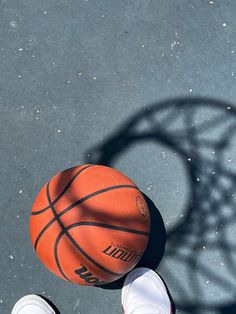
[1, 0, 236, 313]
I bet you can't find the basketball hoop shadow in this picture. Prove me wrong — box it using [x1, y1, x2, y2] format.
[84, 97, 236, 314]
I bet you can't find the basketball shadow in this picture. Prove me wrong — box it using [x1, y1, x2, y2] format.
[100, 193, 166, 290]
[219, 303, 236, 314]
[136, 194, 166, 270]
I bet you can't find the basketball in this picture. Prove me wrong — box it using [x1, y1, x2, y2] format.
[29, 164, 150, 285]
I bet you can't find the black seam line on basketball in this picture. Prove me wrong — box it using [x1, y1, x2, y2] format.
[68, 222, 149, 236]
[46, 180, 72, 282]
[46, 185, 124, 278]
[31, 165, 94, 215]
[34, 184, 138, 250]
[55, 223, 127, 278]
[54, 230, 73, 283]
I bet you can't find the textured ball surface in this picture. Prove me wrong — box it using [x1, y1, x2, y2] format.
[30, 164, 150, 285]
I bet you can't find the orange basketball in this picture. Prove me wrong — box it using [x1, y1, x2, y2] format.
[29, 164, 150, 285]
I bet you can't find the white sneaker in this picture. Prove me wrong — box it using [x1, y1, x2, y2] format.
[122, 268, 172, 314]
[11, 294, 56, 314]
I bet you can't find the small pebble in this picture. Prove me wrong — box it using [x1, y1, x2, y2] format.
[10, 21, 17, 28]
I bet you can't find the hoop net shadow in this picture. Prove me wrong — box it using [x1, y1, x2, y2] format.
[85, 97, 236, 314]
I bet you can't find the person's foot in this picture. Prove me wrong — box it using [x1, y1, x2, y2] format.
[122, 267, 172, 314]
[11, 294, 56, 314]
